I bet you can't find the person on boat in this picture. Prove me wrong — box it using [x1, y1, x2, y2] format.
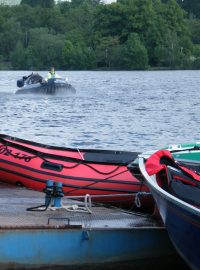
[47, 67, 60, 80]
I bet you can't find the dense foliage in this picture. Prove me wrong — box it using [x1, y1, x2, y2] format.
[177, 0, 200, 19]
[0, 0, 198, 70]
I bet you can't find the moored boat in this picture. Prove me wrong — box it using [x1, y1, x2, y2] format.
[166, 142, 200, 166]
[15, 73, 76, 95]
[0, 134, 152, 209]
[138, 149, 200, 270]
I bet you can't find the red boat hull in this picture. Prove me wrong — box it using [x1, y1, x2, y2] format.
[0, 134, 152, 208]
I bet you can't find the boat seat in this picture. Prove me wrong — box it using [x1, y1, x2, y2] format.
[83, 151, 139, 164]
[167, 166, 200, 206]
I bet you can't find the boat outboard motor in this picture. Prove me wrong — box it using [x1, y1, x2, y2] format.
[17, 75, 28, 88]
[17, 78, 24, 88]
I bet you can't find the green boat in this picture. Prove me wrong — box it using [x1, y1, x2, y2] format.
[165, 143, 200, 162]
[161, 143, 200, 179]
[128, 143, 200, 182]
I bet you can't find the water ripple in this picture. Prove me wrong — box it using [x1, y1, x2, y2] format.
[0, 70, 199, 152]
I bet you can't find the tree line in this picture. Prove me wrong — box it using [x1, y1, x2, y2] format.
[0, 0, 199, 70]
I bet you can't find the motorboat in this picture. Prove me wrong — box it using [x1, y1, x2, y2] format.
[15, 73, 76, 95]
[0, 134, 153, 209]
[138, 149, 200, 270]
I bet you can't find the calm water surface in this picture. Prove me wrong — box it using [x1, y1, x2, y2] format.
[0, 70, 199, 152]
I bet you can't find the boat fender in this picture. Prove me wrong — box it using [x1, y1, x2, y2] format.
[53, 182, 64, 208]
[43, 180, 54, 206]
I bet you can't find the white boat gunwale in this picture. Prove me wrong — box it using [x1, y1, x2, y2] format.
[138, 154, 200, 216]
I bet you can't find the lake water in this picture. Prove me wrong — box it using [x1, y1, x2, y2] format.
[0, 70, 199, 153]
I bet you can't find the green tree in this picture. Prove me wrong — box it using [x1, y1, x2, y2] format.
[0, 15, 5, 30]
[62, 40, 74, 68]
[64, 0, 96, 46]
[188, 19, 200, 44]
[36, 6, 66, 33]
[62, 39, 96, 69]
[109, 44, 126, 69]
[95, 36, 119, 68]
[0, 18, 23, 61]
[123, 33, 148, 70]
[94, 2, 128, 40]
[10, 41, 27, 69]
[21, 0, 55, 8]
[154, 31, 180, 67]
[13, 5, 38, 31]
[0, 0, 194, 70]
[26, 28, 65, 69]
[177, 0, 200, 18]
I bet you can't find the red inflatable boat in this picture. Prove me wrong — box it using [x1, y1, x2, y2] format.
[0, 134, 150, 207]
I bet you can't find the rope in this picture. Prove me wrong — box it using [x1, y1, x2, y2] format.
[0, 138, 122, 175]
[63, 168, 137, 196]
[26, 196, 52, 212]
[77, 148, 84, 160]
[80, 162, 121, 175]
[134, 192, 152, 208]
